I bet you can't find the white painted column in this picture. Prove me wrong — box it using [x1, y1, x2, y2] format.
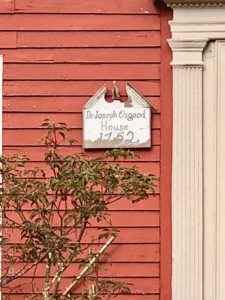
[169, 40, 206, 300]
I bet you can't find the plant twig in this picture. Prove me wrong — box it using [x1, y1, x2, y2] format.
[62, 235, 116, 296]
[50, 220, 87, 298]
[43, 253, 52, 300]
[1, 255, 46, 286]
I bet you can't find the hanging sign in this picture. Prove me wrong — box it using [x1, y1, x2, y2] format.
[83, 83, 151, 149]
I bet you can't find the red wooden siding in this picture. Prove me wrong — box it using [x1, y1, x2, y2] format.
[0, 0, 172, 299]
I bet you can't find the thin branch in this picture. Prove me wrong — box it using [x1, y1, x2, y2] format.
[62, 235, 116, 296]
[43, 254, 52, 300]
[1, 255, 46, 286]
[50, 219, 87, 299]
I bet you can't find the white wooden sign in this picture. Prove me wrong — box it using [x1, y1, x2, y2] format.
[83, 83, 151, 149]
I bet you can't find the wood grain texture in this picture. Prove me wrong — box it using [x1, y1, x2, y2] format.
[1, 48, 161, 63]
[3, 96, 160, 112]
[5, 210, 160, 227]
[3, 112, 160, 128]
[2, 263, 159, 279]
[4, 63, 160, 80]
[0, 0, 14, 13]
[3, 145, 160, 162]
[3, 81, 160, 96]
[0, 14, 160, 31]
[0, 32, 17, 48]
[14, 0, 159, 14]
[17, 31, 160, 48]
[7, 227, 160, 243]
[3, 278, 160, 299]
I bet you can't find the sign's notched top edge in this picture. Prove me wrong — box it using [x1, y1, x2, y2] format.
[83, 83, 157, 111]
[83, 84, 107, 109]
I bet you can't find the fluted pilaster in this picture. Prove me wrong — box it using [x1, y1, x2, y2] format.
[172, 65, 203, 300]
[168, 39, 206, 300]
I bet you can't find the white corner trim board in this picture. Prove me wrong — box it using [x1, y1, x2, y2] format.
[167, 5, 225, 300]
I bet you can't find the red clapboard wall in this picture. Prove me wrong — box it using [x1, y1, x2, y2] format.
[0, 0, 172, 299]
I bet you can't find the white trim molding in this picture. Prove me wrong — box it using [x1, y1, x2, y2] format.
[167, 4, 225, 300]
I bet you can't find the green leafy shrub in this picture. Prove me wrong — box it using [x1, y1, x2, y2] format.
[0, 120, 156, 300]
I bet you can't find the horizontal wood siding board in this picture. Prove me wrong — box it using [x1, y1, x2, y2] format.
[4, 233, 160, 243]
[3, 145, 160, 162]
[3, 81, 160, 96]
[3, 198, 159, 211]
[1, 48, 161, 63]
[2, 263, 159, 278]
[5, 211, 160, 227]
[2, 198, 160, 212]
[3, 279, 160, 296]
[3, 145, 161, 159]
[6, 227, 160, 243]
[42, 265, 160, 278]
[3, 63, 160, 80]
[0, 159, 160, 177]
[4, 242, 160, 261]
[3, 196, 160, 212]
[0, 32, 17, 48]
[3, 96, 160, 112]
[2, 278, 159, 294]
[108, 197, 160, 210]
[0, 14, 160, 31]
[0, 0, 14, 13]
[2, 112, 160, 129]
[0, 31, 160, 49]
[16, 31, 160, 48]
[14, 0, 159, 14]
[3, 129, 160, 147]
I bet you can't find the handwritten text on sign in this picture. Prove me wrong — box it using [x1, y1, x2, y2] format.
[83, 108, 151, 148]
